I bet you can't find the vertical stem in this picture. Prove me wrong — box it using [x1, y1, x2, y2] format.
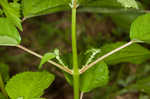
[72, 0, 79, 99]
[0, 74, 8, 99]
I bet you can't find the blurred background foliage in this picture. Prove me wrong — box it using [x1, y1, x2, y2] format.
[0, 0, 150, 99]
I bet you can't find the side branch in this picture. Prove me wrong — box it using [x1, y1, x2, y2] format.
[16, 45, 73, 75]
[80, 92, 84, 99]
[80, 40, 135, 74]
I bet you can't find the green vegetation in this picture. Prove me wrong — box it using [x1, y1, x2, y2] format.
[0, 0, 150, 99]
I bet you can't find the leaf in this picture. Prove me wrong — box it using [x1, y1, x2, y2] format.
[22, 0, 70, 18]
[99, 42, 150, 65]
[61, 53, 73, 85]
[80, 61, 109, 92]
[8, 1, 22, 31]
[5, 71, 55, 99]
[39, 53, 56, 69]
[34, 6, 69, 18]
[0, 9, 3, 15]
[21, 0, 125, 19]
[0, 0, 22, 31]
[117, 0, 138, 9]
[84, 48, 101, 66]
[79, 0, 121, 8]
[0, 18, 21, 46]
[130, 13, 150, 43]
[9, 0, 21, 18]
[61, 53, 87, 85]
[54, 49, 66, 66]
[0, 62, 9, 82]
[21, 0, 140, 19]
[127, 76, 150, 94]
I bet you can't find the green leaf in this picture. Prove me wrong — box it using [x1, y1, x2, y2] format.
[62, 51, 108, 91]
[9, 0, 21, 18]
[0, 0, 22, 31]
[0, 62, 9, 82]
[79, 0, 144, 15]
[99, 42, 150, 65]
[130, 13, 150, 43]
[22, 0, 70, 19]
[62, 52, 95, 85]
[61, 53, 73, 85]
[84, 48, 101, 66]
[80, 61, 109, 92]
[5, 71, 55, 99]
[117, 0, 138, 9]
[21, 0, 124, 19]
[0, 18, 21, 46]
[39, 53, 56, 69]
[34, 6, 69, 18]
[21, 0, 141, 19]
[0, 9, 3, 16]
[79, 0, 121, 8]
[54, 49, 66, 66]
[62, 53, 109, 92]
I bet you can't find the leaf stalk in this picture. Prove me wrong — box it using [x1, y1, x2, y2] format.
[80, 40, 135, 74]
[16, 45, 73, 75]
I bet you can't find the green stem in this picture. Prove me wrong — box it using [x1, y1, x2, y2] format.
[0, 74, 8, 99]
[72, 5, 79, 99]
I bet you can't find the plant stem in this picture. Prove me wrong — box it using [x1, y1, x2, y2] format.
[80, 40, 135, 74]
[16, 45, 73, 75]
[0, 74, 8, 99]
[80, 92, 84, 99]
[72, 0, 79, 98]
